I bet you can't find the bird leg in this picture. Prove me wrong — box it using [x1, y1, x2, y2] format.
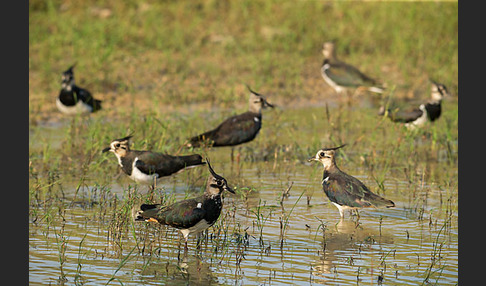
[182, 248, 187, 265]
[148, 177, 157, 201]
[345, 91, 353, 107]
[353, 86, 367, 97]
[339, 208, 345, 219]
[148, 184, 154, 201]
[177, 251, 188, 270]
[352, 209, 361, 222]
[196, 232, 202, 251]
[184, 235, 189, 252]
[236, 148, 241, 165]
[336, 92, 352, 108]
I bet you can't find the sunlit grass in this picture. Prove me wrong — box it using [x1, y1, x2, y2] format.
[29, 1, 457, 120]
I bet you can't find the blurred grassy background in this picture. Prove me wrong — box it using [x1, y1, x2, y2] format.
[29, 0, 458, 122]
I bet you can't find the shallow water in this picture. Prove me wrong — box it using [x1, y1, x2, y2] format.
[29, 105, 458, 285]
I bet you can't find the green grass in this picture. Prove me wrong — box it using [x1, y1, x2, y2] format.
[29, 0, 458, 119]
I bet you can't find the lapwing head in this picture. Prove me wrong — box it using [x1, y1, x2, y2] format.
[61, 64, 76, 89]
[322, 42, 336, 60]
[430, 81, 450, 102]
[246, 85, 274, 113]
[102, 135, 133, 157]
[308, 144, 346, 169]
[206, 159, 234, 196]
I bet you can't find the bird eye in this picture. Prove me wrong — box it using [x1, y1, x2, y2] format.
[217, 180, 223, 186]
[319, 152, 325, 157]
[115, 143, 120, 148]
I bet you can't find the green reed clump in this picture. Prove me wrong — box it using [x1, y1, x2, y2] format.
[203, 209, 237, 262]
[421, 220, 450, 285]
[73, 233, 88, 285]
[105, 246, 138, 286]
[279, 187, 305, 247]
[249, 199, 275, 248]
[107, 187, 141, 254]
[55, 230, 69, 283]
[314, 217, 328, 254]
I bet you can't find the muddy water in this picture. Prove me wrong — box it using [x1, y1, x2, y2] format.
[29, 105, 458, 285]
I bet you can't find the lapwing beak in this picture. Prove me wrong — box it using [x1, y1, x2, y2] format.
[102, 147, 111, 153]
[225, 186, 235, 194]
[443, 88, 451, 97]
[307, 156, 318, 162]
[263, 98, 274, 109]
[245, 84, 274, 108]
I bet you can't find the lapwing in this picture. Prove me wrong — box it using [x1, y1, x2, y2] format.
[320, 42, 384, 95]
[379, 81, 450, 129]
[308, 145, 395, 218]
[102, 135, 206, 190]
[56, 64, 102, 115]
[134, 159, 235, 250]
[185, 85, 274, 160]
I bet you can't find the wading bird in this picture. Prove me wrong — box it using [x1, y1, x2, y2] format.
[379, 81, 450, 129]
[320, 42, 384, 96]
[103, 135, 205, 190]
[56, 64, 102, 115]
[185, 85, 274, 161]
[134, 159, 234, 250]
[309, 145, 395, 218]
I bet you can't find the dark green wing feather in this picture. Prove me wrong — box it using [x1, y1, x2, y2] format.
[189, 112, 261, 147]
[73, 86, 92, 102]
[73, 86, 102, 111]
[324, 61, 378, 88]
[323, 172, 394, 208]
[386, 107, 423, 123]
[143, 197, 207, 229]
[134, 151, 203, 177]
